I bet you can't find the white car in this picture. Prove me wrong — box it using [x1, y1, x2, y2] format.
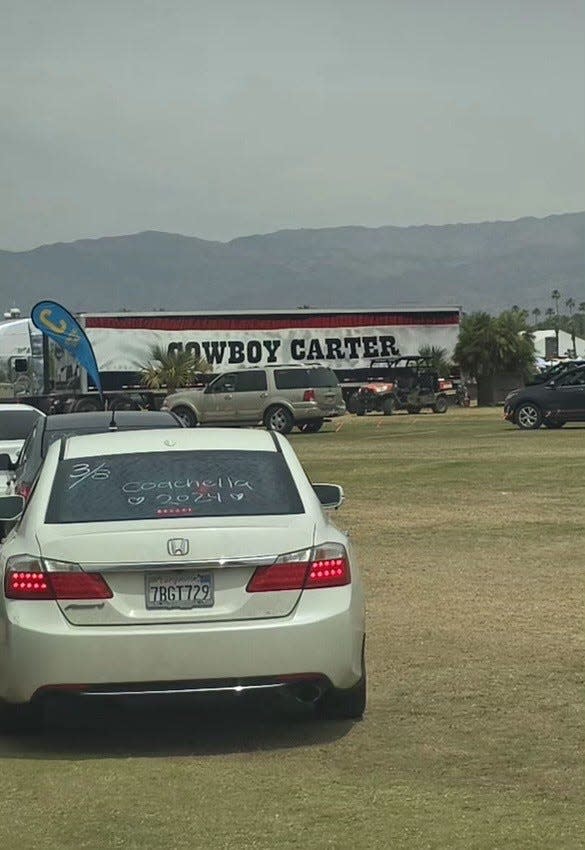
[0, 428, 366, 730]
[0, 404, 42, 494]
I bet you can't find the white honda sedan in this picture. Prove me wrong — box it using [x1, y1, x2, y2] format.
[0, 428, 365, 731]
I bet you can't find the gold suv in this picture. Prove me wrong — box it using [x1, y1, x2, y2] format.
[162, 365, 346, 434]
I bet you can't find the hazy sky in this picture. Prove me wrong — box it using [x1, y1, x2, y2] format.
[1, 0, 584, 250]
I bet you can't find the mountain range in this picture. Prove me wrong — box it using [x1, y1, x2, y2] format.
[1, 212, 583, 315]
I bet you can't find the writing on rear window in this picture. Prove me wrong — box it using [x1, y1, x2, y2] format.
[124, 476, 255, 513]
[68, 462, 112, 487]
[47, 450, 304, 522]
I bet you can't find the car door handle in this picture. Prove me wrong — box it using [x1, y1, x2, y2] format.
[224, 394, 233, 399]
[260, 392, 268, 398]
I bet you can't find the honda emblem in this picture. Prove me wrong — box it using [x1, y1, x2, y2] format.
[167, 538, 189, 556]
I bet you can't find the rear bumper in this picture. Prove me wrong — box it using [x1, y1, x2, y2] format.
[36, 673, 330, 700]
[291, 402, 346, 421]
[0, 587, 364, 703]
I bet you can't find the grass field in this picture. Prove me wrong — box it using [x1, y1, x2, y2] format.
[1, 408, 583, 849]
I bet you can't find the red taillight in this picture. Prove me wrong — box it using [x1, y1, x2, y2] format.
[247, 545, 350, 592]
[6, 572, 50, 598]
[305, 557, 348, 588]
[5, 570, 112, 600]
[246, 562, 308, 592]
[303, 389, 316, 402]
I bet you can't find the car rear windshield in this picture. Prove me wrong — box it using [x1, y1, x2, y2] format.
[0, 409, 40, 441]
[274, 367, 338, 389]
[46, 450, 304, 523]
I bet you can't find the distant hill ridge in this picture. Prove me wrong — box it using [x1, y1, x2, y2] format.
[1, 212, 583, 313]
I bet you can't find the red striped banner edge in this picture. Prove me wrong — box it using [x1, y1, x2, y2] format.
[85, 312, 460, 331]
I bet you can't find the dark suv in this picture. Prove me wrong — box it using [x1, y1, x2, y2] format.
[504, 366, 585, 429]
[527, 360, 585, 385]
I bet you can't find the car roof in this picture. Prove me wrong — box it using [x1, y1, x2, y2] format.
[0, 403, 44, 415]
[217, 364, 333, 371]
[60, 427, 279, 460]
[262, 363, 334, 369]
[45, 410, 179, 431]
[554, 362, 585, 372]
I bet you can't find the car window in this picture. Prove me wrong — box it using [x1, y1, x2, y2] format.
[16, 422, 38, 470]
[46, 450, 305, 523]
[559, 370, 585, 387]
[233, 371, 267, 392]
[308, 368, 339, 388]
[274, 367, 338, 390]
[209, 374, 237, 393]
[0, 409, 40, 441]
[274, 369, 311, 390]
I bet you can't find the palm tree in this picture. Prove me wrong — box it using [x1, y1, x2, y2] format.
[566, 298, 577, 356]
[140, 345, 210, 394]
[551, 289, 561, 353]
[454, 311, 535, 405]
[532, 307, 541, 325]
[418, 345, 451, 376]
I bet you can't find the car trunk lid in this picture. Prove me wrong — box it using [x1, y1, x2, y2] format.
[36, 516, 314, 626]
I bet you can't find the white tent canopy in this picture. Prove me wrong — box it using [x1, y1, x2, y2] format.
[532, 329, 585, 359]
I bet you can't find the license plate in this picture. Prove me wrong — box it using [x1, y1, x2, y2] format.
[146, 572, 214, 610]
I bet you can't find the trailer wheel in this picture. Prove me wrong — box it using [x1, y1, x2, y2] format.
[111, 395, 141, 411]
[73, 397, 102, 413]
[298, 420, 323, 433]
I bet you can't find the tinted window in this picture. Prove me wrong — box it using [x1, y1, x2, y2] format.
[46, 450, 304, 523]
[14, 426, 37, 475]
[209, 374, 236, 393]
[234, 371, 267, 392]
[274, 369, 311, 390]
[559, 370, 585, 387]
[0, 410, 40, 441]
[274, 368, 338, 390]
[309, 368, 339, 388]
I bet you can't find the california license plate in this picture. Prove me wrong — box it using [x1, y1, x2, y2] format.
[146, 572, 214, 609]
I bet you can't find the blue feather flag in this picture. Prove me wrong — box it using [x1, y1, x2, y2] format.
[31, 301, 103, 400]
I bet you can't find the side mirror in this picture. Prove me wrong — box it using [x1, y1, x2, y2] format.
[313, 483, 344, 510]
[0, 495, 25, 521]
[0, 454, 14, 472]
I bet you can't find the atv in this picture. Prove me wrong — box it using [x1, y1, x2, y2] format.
[351, 356, 449, 416]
